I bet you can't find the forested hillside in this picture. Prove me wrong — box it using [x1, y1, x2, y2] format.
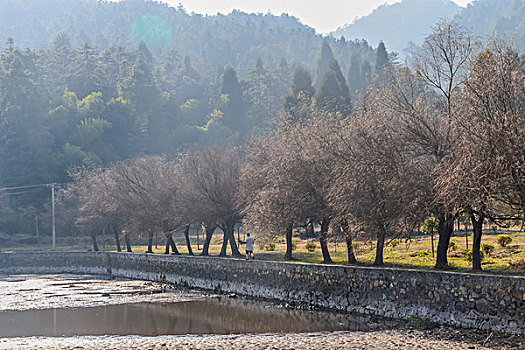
[459, 0, 525, 49]
[333, 0, 461, 55]
[0, 0, 375, 73]
[0, 1, 392, 238]
[333, 0, 525, 55]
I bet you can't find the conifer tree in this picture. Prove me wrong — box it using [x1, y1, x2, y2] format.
[347, 53, 362, 95]
[315, 38, 334, 86]
[375, 41, 389, 76]
[314, 70, 343, 110]
[361, 60, 372, 88]
[291, 66, 315, 98]
[220, 65, 247, 132]
[328, 58, 350, 99]
[284, 65, 315, 114]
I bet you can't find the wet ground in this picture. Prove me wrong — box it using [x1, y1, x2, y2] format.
[0, 274, 523, 349]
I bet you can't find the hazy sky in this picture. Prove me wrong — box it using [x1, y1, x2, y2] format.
[157, 0, 474, 33]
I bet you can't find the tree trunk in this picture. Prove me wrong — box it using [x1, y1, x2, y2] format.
[164, 232, 180, 255]
[168, 234, 180, 255]
[113, 225, 121, 252]
[470, 214, 484, 271]
[226, 220, 242, 257]
[373, 230, 385, 266]
[431, 233, 435, 258]
[284, 223, 294, 260]
[435, 213, 455, 269]
[341, 220, 357, 264]
[184, 225, 194, 256]
[201, 223, 216, 256]
[306, 221, 315, 238]
[146, 230, 154, 253]
[124, 233, 132, 252]
[219, 226, 229, 257]
[90, 231, 99, 252]
[319, 219, 333, 263]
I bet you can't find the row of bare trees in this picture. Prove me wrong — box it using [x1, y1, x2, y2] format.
[62, 148, 244, 257]
[62, 20, 523, 271]
[243, 21, 523, 270]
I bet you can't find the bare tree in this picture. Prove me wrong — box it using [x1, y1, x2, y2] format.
[243, 108, 340, 263]
[324, 107, 427, 266]
[177, 146, 243, 257]
[110, 156, 182, 254]
[66, 165, 126, 252]
[437, 44, 525, 270]
[408, 19, 477, 269]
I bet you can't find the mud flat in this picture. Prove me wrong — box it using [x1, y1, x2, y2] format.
[0, 275, 523, 349]
[1, 329, 524, 350]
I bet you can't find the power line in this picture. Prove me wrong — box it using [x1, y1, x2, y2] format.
[0, 182, 61, 250]
[0, 183, 65, 191]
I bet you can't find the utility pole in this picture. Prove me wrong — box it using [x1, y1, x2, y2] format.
[51, 183, 56, 250]
[0, 182, 59, 250]
[35, 216, 39, 244]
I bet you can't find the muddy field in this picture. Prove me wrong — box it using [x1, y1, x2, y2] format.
[0, 274, 523, 349]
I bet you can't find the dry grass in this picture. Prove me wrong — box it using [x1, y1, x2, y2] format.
[2, 228, 524, 275]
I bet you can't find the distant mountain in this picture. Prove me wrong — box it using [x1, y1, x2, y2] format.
[333, 0, 525, 56]
[459, 0, 525, 50]
[332, 0, 461, 55]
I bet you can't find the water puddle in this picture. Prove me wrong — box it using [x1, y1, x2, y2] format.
[0, 298, 375, 337]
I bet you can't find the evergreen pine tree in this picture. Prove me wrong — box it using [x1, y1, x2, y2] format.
[375, 41, 389, 76]
[220, 66, 247, 132]
[347, 53, 362, 95]
[315, 38, 334, 86]
[284, 65, 314, 113]
[314, 70, 342, 111]
[291, 66, 315, 98]
[328, 58, 350, 99]
[361, 60, 372, 88]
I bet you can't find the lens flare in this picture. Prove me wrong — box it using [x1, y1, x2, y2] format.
[129, 15, 172, 49]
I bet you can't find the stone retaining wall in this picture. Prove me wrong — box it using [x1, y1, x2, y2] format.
[0, 252, 524, 334]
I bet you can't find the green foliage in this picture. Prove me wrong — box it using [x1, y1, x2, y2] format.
[291, 66, 315, 98]
[409, 250, 430, 257]
[220, 66, 248, 132]
[306, 242, 317, 252]
[422, 217, 439, 235]
[347, 53, 362, 95]
[463, 248, 485, 262]
[375, 41, 389, 75]
[497, 235, 513, 247]
[315, 39, 335, 85]
[481, 243, 495, 256]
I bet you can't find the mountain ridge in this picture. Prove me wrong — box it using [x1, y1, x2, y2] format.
[333, 0, 525, 54]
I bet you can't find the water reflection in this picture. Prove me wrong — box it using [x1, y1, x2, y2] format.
[0, 298, 374, 338]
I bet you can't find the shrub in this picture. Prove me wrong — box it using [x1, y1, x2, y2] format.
[418, 250, 429, 257]
[463, 248, 484, 262]
[448, 241, 457, 251]
[264, 242, 276, 251]
[496, 235, 512, 247]
[409, 250, 429, 258]
[481, 243, 495, 256]
[306, 242, 316, 252]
